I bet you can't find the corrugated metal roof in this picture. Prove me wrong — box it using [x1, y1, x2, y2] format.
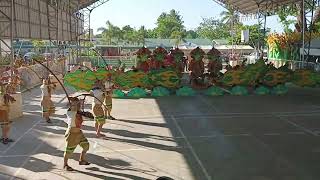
[216, 0, 300, 14]
[95, 38, 213, 48]
[56, 0, 99, 11]
[77, 0, 99, 9]
[212, 39, 229, 45]
[76, 0, 300, 14]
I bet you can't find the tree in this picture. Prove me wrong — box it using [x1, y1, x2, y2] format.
[31, 40, 46, 53]
[276, 1, 320, 32]
[196, 17, 230, 40]
[185, 30, 199, 39]
[231, 24, 270, 50]
[277, 9, 296, 33]
[146, 29, 157, 38]
[137, 26, 147, 45]
[171, 29, 186, 46]
[155, 9, 186, 38]
[220, 7, 240, 27]
[98, 20, 122, 45]
[95, 34, 102, 38]
[122, 25, 135, 44]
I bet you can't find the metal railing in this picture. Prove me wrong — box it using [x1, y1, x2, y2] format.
[79, 55, 137, 68]
[268, 59, 320, 71]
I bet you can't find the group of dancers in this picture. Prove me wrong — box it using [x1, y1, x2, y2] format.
[1, 75, 116, 171]
[43, 75, 117, 171]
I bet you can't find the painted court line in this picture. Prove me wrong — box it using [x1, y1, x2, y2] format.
[198, 95, 218, 113]
[171, 115, 212, 180]
[224, 133, 250, 137]
[119, 110, 320, 120]
[94, 148, 152, 153]
[287, 132, 306, 135]
[263, 133, 281, 136]
[2, 119, 42, 154]
[10, 137, 46, 180]
[1, 93, 67, 154]
[274, 115, 318, 136]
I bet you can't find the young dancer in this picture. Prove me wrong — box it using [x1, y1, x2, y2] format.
[40, 78, 56, 123]
[90, 80, 106, 137]
[63, 97, 90, 171]
[104, 76, 116, 120]
[0, 83, 15, 144]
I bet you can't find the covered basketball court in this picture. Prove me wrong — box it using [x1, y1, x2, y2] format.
[1, 1, 320, 180]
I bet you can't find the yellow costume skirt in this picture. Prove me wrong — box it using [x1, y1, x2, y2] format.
[64, 128, 89, 158]
[92, 104, 105, 124]
[41, 96, 55, 117]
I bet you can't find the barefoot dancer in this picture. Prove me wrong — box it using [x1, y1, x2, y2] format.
[90, 80, 106, 137]
[0, 83, 15, 144]
[63, 97, 90, 171]
[104, 76, 116, 120]
[40, 78, 56, 123]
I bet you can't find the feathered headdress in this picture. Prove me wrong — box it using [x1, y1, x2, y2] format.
[171, 48, 184, 62]
[207, 47, 221, 61]
[153, 47, 167, 61]
[136, 47, 152, 62]
[190, 47, 205, 61]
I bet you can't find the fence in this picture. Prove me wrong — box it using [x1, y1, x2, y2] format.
[79, 55, 137, 68]
[268, 59, 320, 72]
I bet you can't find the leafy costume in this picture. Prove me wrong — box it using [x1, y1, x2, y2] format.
[149, 47, 166, 70]
[136, 47, 151, 72]
[189, 47, 208, 89]
[207, 47, 222, 78]
[171, 48, 185, 76]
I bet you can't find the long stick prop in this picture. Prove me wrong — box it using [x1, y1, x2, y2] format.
[24, 66, 43, 80]
[32, 59, 71, 105]
[74, 93, 133, 128]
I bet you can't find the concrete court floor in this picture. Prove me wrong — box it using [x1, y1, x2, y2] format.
[0, 86, 320, 180]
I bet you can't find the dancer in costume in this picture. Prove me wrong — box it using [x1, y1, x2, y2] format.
[188, 47, 208, 89]
[40, 78, 56, 123]
[0, 83, 15, 144]
[136, 47, 151, 72]
[90, 80, 106, 137]
[63, 97, 91, 171]
[104, 76, 116, 120]
[206, 47, 223, 85]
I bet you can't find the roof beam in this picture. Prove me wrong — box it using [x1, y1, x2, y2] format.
[215, 0, 301, 14]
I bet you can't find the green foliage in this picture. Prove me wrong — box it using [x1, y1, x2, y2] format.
[186, 30, 199, 39]
[155, 9, 185, 39]
[231, 24, 270, 49]
[196, 17, 230, 40]
[275, 1, 320, 32]
[220, 7, 240, 25]
[277, 8, 296, 33]
[31, 40, 46, 53]
[98, 20, 122, 45]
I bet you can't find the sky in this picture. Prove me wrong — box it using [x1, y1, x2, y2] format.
[90, 0, 286, 35]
